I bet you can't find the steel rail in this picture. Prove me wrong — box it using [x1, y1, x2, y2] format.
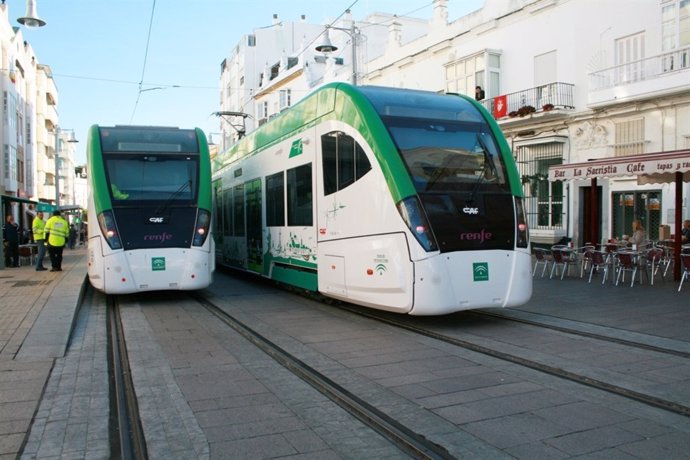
[336, 304, 690, 418]
[469, 310, 690, 359]
[193, 294, 455, 460]
[106, 295, 148, 460]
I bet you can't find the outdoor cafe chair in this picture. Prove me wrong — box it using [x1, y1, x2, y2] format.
[615, 250, 641, 287]
[678, 253, 690, 292]
[532, 248, 552, 278]
[579, 245, 596, 278]
[643, 247, 665, 285]
[587, 250, 611, 284]
[550, 245, 577, 280]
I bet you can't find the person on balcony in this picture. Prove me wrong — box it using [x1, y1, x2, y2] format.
[475, 86, 485, 101]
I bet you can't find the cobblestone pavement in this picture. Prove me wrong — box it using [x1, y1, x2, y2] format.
[1, 249, 689, 458]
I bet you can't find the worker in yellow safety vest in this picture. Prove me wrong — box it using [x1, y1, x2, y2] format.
[44, 210, 69, 272]
[32, 211, 47, 271]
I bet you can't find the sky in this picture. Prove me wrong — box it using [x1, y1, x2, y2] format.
[11, 0, 484, 164]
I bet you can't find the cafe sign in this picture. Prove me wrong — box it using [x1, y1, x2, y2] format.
[548, 149, 690, 183]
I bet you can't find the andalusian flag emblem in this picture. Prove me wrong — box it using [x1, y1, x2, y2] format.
[289, 139, 303, 158]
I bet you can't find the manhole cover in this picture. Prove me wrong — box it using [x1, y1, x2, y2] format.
[12, 280, 50, 287]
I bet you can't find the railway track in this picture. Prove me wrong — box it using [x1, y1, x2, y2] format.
[191, 293, 455, 460]
[106, 294, 148, 460]
[469, 309, 690, 359]
[333, 303, 690, 418]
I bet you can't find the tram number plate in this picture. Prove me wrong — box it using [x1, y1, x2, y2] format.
[152, 257, 166, 271]
[473, 262, 489, 281]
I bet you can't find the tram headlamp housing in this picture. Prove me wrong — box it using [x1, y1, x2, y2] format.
[97, 210, 123, 250]
[515, 197, 529, 248]
[397, 196, 438, 252]
[192, 209, 211, 247]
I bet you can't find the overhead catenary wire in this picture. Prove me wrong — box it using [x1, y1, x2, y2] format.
[130, 0, 158, 123]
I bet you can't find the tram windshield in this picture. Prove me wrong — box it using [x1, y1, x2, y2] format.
[359, 86, 509, 193]
[105, 154, 198, 202]
[384, 118, 508, 193]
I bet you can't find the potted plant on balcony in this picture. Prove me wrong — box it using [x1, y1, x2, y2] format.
[508, 111, 519, 118]
[521, 173, 547, 195]
[542, 103, 555, 112]
[517, 105, 536, 117]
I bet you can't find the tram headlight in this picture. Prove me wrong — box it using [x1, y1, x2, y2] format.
[515, 197, 529, 248]
[396, 196, 438, 252]
[193, 209, 211, 247]
[97, 211, 122, 250]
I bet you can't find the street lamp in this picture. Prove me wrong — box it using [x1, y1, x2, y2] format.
[314, 14, 360, 85]
[54, 127, 78, 209]
[17, 0, 46, 27]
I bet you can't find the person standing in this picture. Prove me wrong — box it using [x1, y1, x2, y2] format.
[68, 224, 77, 249]
[32, 211, 47, 271]
[682, 219, 690, 243]
[3, 215, 19, 268]
[45, 210, 69, 272]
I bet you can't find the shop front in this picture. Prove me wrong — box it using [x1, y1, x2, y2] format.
[548, 149, 690, 280]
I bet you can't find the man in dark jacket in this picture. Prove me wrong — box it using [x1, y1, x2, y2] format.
[3, 215, 19, 267]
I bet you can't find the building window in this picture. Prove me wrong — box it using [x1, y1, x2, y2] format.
[615, 32, 645, 84]
[257, 101, 268, 124]
[661, 0, 690, 70]
[612, 190, 662, 240]
[247, 34, 256, 47]
[279, 89, 291, 110]
[444, 51, 501, 99]
[614, 118, 645, 156]
[515, 142, 564, 230]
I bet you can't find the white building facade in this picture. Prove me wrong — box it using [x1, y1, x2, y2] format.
[363, 0, 690, 246]
[218, 10, 428, 148]
[0, 2, 76, 212]
[222, 0, 690, 247]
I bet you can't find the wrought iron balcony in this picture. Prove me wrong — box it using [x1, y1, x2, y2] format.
[478, 82, 575, 119]
[587, 46, 690, 107]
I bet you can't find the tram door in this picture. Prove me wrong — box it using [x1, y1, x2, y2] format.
[246, 178, 263, 272]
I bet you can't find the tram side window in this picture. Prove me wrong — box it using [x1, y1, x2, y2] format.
[222, 189, 233, 235]
[266, 171, 285, 226]
[322, 133, 338, 195]
[233, 184, 245, 236]
[321, 131, 371, 196]
[287, 163, 312, 226]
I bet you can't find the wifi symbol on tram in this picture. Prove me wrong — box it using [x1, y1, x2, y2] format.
[375, 264, 387, 275]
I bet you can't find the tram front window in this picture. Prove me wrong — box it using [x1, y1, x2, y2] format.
[383, 118, 508, 193]
[105, 155, 198, 202]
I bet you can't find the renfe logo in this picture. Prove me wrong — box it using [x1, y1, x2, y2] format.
[144, 232, 173, 242]
[459, 229, 493, 244]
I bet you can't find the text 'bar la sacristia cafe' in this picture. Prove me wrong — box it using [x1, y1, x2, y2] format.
[548, 150, 690, 183]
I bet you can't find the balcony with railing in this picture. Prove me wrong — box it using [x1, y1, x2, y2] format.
[478, 82, 575, 122]
[588, 46, 690, 107]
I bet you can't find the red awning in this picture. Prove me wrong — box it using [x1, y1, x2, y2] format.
[548, 149, 690, 184]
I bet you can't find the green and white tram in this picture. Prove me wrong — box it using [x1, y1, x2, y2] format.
[213, 83, 531, 315]
[87, 125, 214, 294]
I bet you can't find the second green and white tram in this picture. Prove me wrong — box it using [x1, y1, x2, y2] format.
[213, 83, 531, 315]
